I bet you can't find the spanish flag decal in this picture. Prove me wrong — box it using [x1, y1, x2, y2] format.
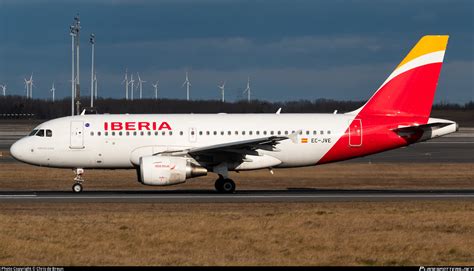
[301, 138, 308, 143]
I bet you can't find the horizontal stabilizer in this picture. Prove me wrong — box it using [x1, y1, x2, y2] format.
[392, 121, 457, 143]
[392, 122, 451, 134]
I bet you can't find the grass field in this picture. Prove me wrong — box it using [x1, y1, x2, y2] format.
[0, 201, 472, 266]
[0, 162, 472, 266]
[0, 162, 473, 191]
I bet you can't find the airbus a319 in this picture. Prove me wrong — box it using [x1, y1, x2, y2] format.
[10, 35, 457, 193]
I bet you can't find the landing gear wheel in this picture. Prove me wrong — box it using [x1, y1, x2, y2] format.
[215, 178, 235, 193]
[72, 183, 83, 193]
[72, 168, 85, 193]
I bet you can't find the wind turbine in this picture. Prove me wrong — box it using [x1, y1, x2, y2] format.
[182, 71, 191, 101]
[218, 81, 226, 102]
[24, 74, 33, 99]
[152, 81, 159, 100]
[0, 84, 6, 96]
[50, 82, 55, 102]
[129, 73, 135, 101]
[137, 72, 146, 99]
[243, 76, 251, 102]
[122, 69, 129, 100]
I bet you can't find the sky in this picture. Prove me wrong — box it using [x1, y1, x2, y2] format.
[0, 0, 473, 103]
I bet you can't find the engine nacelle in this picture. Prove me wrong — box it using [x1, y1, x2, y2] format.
[139, 156, 207, 186]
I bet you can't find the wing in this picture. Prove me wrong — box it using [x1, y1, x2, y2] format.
[189, 136, 288, 155]
[155, 136, 289, 163]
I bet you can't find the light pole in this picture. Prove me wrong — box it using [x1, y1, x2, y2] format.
[94, 73, 98, 100]
[74, 15, 81, 115]
[90, 33, 95, 108]
[70, 24, 75, 116]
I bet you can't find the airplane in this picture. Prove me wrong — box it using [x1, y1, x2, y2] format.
[10, 35, 457, 193]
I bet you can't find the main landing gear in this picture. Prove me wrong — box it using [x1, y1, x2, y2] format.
[214, 176, 236, 193]
[72, 168, 84, 193]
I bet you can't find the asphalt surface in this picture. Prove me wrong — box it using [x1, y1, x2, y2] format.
[0, 189, 473, 203]
[351, 134, 474, 163]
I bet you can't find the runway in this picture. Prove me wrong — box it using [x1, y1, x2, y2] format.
[1, 189, 473, 203]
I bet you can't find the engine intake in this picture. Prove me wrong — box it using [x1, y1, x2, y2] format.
[139, 156, 207, 186]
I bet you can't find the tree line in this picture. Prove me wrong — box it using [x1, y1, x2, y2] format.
[0, 96, 472, 120]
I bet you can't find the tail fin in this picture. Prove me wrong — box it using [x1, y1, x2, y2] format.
[353, 35, 449, 119]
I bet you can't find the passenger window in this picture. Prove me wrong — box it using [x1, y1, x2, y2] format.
[242, 131, 246, 135]
[313, 130, 317, 135]
[221, 131, 224, 135]
[328, 130, 331, 134]
[133, 131, 137, 136]
[199, 131, 203, 136]
[140, 131, 144, 136]
[169, 131, 173, 136]
[112, 132, 116, 136]
[147, 131, 151, 136]
[285, 131, 288, 135]
[119, 131, 123, 136]
[320, 130, 324, 135]
[191, 131, 195, 135]
[263, 131, 267, 135]
[235, 131, 238, 135]
[36, 129, 45, 137]
[90, 131, 94, 136]
[180, 131, 184, 136]
[29, 129, 38, 136]
[161, 131, 165, 136]
[154, 131, 158, 136]
[227, 131, 231, 135]
[105, 132, 108, 136]
[306, 131, 309, 135]
[206, 131, 210, 136]
[98, 131, 101, 136]
[126, 131, 130, 136]
[249, 131, 253, 135]
[213, 131, 217, 135]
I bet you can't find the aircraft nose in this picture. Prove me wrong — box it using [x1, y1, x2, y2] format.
[10, 140, 26, 161]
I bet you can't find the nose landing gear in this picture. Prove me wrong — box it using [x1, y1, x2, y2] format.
[72, 168, 84, 193]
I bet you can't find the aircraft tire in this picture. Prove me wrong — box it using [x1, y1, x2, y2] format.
[72, 183, 83, 193]
[220, 178, 236, 193]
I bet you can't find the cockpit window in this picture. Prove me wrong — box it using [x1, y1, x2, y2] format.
[36, 129, 45, 137]
[46, 129, 52, 137]
[28, 129, 38, 136]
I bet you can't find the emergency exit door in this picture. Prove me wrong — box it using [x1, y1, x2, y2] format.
[349, 119, 362, 147]
[70, 121, 85, 149]
[189, 127, 197, 143]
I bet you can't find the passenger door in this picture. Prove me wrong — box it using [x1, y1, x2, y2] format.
[70, 121, 85, 149]
[349, 119, 362, 147]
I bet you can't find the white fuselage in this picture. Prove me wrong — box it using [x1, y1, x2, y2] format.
[10, 113, 356, 170]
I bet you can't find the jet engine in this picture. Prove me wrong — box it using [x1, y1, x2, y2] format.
[138, 156, 207, 186]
